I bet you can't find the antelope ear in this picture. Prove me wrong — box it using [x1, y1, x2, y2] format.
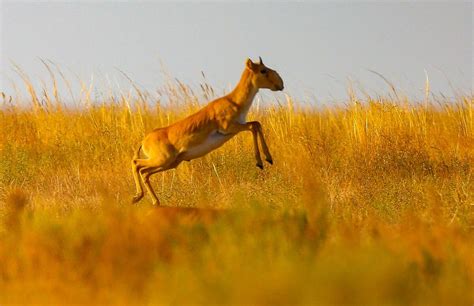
[246, 58, 255, 70]
[258, 56, 263, 65]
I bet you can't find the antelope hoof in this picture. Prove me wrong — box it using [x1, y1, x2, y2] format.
[266, 158, 273, 165]
[256, 162, 264, 170]
[152, 200, 160, 206]
[132, 194, 143, 204]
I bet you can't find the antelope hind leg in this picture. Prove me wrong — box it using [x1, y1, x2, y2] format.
[132, 158, 166, 205]
[139, 166, 164, 206]
[131, 159, 145, 203]
[140, 157, 183, 206]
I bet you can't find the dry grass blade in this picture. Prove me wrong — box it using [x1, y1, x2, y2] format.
[0, 69, 472, 305]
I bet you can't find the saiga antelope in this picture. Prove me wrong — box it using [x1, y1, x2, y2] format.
[132, 57, 284, 205]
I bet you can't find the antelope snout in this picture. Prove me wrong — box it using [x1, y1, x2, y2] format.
[273, 74, 284, 91]
[272, 83, 284, 91]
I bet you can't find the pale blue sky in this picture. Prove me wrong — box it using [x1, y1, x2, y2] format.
[1, 1, 472, 103]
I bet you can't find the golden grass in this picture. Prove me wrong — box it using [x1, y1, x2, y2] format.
[0, 69, 473, 305]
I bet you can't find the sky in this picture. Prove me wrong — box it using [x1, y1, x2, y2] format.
[0, 1, 472, 103]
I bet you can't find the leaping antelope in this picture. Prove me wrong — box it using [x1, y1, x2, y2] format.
[132, 57, 284, 205]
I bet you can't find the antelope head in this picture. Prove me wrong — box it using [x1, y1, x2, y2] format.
[246, 57, 284, 91]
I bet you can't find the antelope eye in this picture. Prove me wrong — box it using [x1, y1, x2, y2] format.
[260, 69, 267, 74]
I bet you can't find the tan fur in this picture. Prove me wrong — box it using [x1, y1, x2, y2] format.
[132, 57, 284, 205]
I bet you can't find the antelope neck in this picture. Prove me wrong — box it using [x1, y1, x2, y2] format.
[229, 69, 258, 110]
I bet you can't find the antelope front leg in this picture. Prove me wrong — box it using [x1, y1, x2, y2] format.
[250, 124, 264, 169]
[222, 122, 264, 169]
[252, 121, 273, 165]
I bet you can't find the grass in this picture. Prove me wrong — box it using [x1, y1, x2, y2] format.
[0, 67, 473, 305]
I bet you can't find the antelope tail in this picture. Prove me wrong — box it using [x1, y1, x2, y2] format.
[134, 144, 142, 159]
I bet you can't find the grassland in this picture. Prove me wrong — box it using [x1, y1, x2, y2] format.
[0, 71, 473, 305]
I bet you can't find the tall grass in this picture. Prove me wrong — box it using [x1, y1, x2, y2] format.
[0, 66, 473, 305]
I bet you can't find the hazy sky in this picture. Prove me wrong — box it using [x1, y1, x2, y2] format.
[1, 1, 472, 102]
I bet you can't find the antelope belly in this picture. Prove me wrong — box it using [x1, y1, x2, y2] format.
[181, 131, 232, 160]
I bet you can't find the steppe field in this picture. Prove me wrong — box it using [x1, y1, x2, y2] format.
[0, 70, 473, 305]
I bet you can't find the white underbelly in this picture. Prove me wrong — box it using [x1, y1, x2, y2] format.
[181, 131, 233, 161]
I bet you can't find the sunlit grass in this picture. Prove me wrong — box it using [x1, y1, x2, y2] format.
[0, 66, 473, 305]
